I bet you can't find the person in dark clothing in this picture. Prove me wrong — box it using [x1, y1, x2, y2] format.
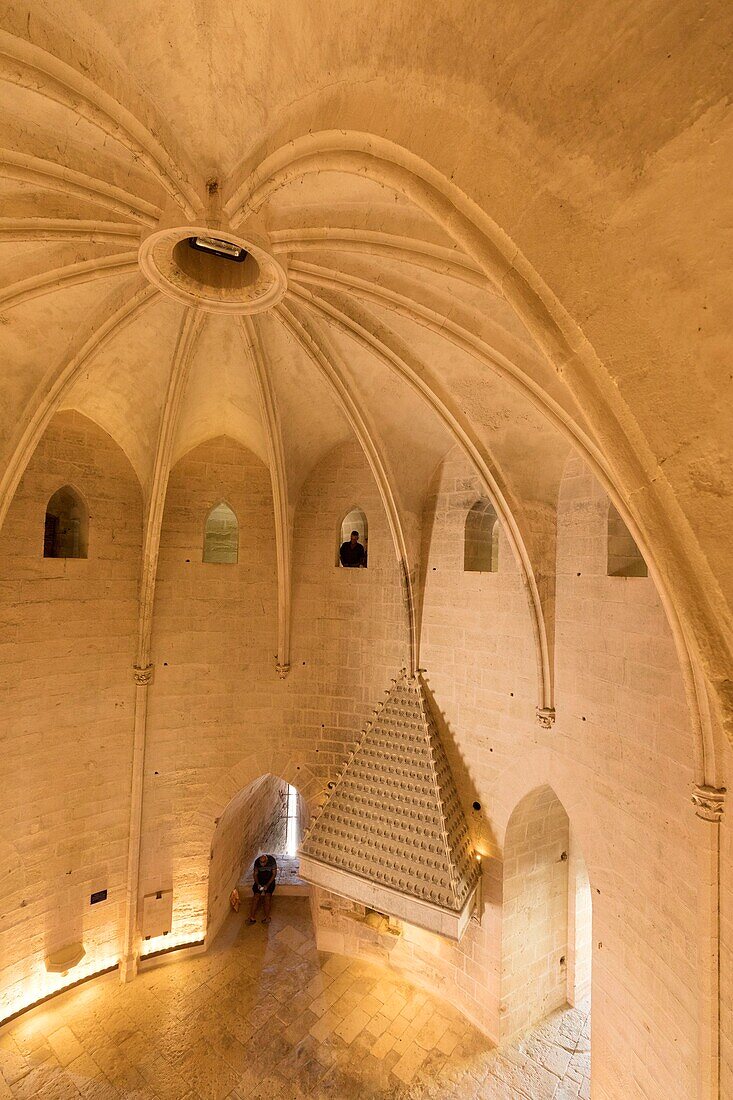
[248, 854, 277, 924]
[339, 530, 366, 568]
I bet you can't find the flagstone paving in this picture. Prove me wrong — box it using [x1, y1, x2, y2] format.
[0, 897, 590, 1098]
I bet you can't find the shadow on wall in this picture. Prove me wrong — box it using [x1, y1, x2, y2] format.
[206, 774, 308, 945]
[607, 501, 648, 577]
[501, 784, 592, 1041]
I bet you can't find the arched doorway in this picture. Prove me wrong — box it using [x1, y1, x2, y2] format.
[206, 774, 308, 945]
[43, 484, 89, 559]
[501, 785, 592, 1039]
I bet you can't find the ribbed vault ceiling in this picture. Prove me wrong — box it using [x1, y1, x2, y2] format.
[0, 8, 577, 536]
[1, 1, 730, 765]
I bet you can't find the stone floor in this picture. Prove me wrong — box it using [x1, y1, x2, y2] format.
[0, 898, 590, 1099]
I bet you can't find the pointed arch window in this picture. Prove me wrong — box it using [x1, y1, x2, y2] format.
[337, 507, 368, 568]
[607, 503, 647, 577]
[203, 502, 239, 563]
[464, 500, 499, 572]
[43, 485, 88, 559]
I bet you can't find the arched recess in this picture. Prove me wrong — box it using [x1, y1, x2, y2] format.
[206, 773, 310, 946]
[501, 785, 592, 1043]
[0, 408, 143, 1020]
[43, 483, 88, 558]
[337, 506, 368, 567]
[135, 745, 324, 959]
[286, 283, 553, 714]
[228, 128, 729, 777]
[203, 500, 238, 563]
[464, 499, 499, 573]
[278, 301, 417, 673]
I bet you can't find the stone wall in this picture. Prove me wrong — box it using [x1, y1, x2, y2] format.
[135, 438, 409, 949]
[138, 436, 281, 945]
[555, 454, 700, 1100]
[0, 424, 718, 1099]
[344, 445, 701, 1100]
[0, 411, 142, 1019]
[287, 441, 411, 783]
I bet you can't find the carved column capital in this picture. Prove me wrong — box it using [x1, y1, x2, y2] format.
[275, 662, 291, 679]
[692, 784, 726, 822]
[133, 664, 154, 687]
[536, 707, 555, 729]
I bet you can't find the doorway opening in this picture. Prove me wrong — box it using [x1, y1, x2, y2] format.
[206, 775, 308, 944]
[501, 785, 592, 1039]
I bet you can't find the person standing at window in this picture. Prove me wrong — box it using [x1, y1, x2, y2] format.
[339, 529, 366, 568]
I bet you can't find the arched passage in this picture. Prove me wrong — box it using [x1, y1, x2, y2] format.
[501, 784, 592, 1041]
[43, 483, 88, 558]
[206, 773, 309, 946]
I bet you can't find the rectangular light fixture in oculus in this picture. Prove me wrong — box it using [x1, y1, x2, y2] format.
[188, 236, 247, 262]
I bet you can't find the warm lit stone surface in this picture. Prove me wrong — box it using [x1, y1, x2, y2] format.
[0, 898, 590, 1099]
[0, 8, 730, 1096]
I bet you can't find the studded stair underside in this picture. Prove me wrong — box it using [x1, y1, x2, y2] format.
[299, 672, 480, 941]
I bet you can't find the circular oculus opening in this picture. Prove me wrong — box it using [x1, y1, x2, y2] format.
[172, 238, 259, 292]
[138, 226, 287, 315]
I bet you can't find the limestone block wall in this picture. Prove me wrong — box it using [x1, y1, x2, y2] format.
[0, 411, 142, 1019]
[124, 436, 407, 953]
[336, 445, 702, 1100]
[398, 451, 539, 1037]
[501, 786, 570, 1037]
[139, 436, 281, 945]
[287, 442, 411, 785]
[206, 774, 284, 944]
[0, 416, 714, 1100]
[555, 455, 700, 1100]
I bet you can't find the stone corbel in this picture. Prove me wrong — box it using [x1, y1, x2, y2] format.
[691, 783, 726, 822]
[133, 664, 154, 687]
[275, 662, 291, 679]
[536, 706, 555, 729]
